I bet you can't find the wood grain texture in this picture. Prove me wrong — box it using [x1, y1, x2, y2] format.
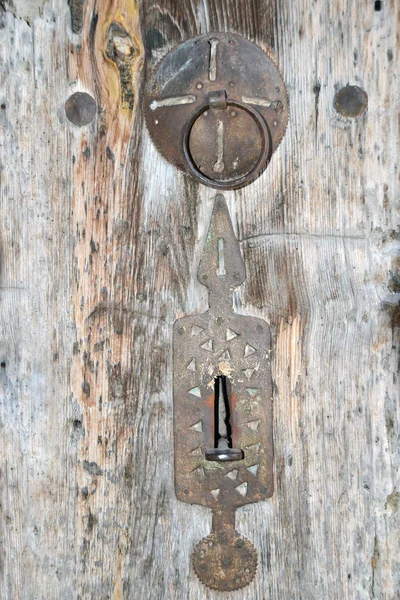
[0, 0, 398, 599]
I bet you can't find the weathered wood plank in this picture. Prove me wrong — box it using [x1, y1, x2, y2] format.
[0, 0, 398, 599]
[0, 7, 75, 597]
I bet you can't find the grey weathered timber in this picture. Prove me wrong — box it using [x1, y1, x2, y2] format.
[0, 1, 398, 599]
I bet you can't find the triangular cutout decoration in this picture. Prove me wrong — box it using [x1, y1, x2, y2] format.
[247, 464, 259, 477]
[201, 339, 213, 352]
[189, 421, 203, 432]
[243, 368, 255, 380]
[192, 466, 205, 478]
[219, 349, 231, 360]
[188, 387, 201, 398]
[244, 344, 256, 357]
[190, 446, 202, 456]
[225, 469, 238, 480]
[191, 325, 204, 337]
[246, 443, 261, 452]
[210, 488, 220, 500]
[247, 420, 260, 431]
[246, 388, 259, 397]
[186, 358, 196, 372]
[226, 328, 239, 341]
[235, 482, 248, 497]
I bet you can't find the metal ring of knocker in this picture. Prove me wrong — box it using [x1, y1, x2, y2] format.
[182, 98, 272, 190]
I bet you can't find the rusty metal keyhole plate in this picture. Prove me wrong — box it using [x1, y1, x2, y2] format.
[173, 195, 273, 591]
[144, 32, 289, 189]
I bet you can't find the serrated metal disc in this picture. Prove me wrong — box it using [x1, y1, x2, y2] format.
[192, 530, 258, 591]
[144, 32, 288, 189]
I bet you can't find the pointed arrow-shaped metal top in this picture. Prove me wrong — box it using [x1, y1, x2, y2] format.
[198, 194, 246, 310]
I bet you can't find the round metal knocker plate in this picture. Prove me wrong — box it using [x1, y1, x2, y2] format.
[144, 32, 289, 190]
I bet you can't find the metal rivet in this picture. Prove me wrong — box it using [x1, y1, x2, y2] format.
[65, 92, 97, 126]
[334, 85, 368, 118]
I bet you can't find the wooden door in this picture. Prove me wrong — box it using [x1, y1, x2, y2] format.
[0, 1, 398, 598]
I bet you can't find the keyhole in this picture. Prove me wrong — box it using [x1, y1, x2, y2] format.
[214, 376, 232, 449]
[205, 376, 244, 462]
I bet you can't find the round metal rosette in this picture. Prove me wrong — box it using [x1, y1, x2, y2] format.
[192, 529, 258, 591]
[144, 32, 289, 190]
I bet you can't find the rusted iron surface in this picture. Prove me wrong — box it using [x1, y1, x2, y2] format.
[192, 509, 258, 591]
[334, 85, 368, 118]
[65, 92, 97, 126]
[145, 33, 288, 189]
[173, 195, 273, 590]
